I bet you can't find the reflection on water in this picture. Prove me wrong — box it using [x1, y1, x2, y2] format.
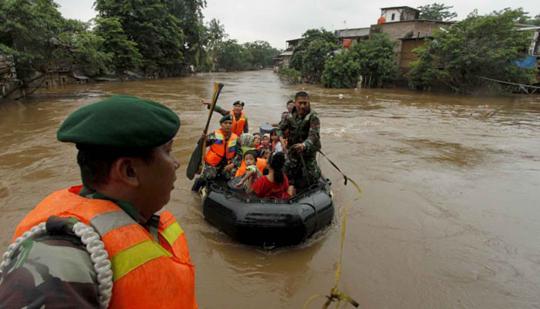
[1, 70, 540, 308]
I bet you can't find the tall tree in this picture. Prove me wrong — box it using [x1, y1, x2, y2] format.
[243, 41, 279, 69]
[289, 29, 338, 83]
[94, 17, 142, 75]
[408, 9, 536, 93]
[165, 0, 206, 68]
[95, 0, 185, 76]
[418, 3, 457, 21]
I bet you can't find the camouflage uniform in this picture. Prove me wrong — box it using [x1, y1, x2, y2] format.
[0, 188, 161, 307]
[278, 109, 321, 189]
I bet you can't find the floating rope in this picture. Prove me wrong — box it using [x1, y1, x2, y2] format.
[303, 151, 362, 309]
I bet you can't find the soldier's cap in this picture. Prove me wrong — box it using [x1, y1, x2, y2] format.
[232, 100, 244, 107]
[57, 95, 180, 148]
[220, 114, 232, 124]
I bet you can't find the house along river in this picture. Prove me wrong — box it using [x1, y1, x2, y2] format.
[0, 70, 539, 308]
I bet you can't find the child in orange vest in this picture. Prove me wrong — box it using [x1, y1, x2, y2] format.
[234, 150, 261, 192]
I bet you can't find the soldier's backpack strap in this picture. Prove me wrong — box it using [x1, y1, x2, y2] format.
[0, 216, 113, 309]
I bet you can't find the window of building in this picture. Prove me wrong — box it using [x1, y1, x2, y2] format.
[391, 13, 395, 21]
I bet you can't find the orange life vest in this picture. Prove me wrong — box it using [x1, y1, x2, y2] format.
[204, 129, 238, 167]
[235, 158, 267, 177]
[230, 110, 247, 136]
[13, 186, 197, 309]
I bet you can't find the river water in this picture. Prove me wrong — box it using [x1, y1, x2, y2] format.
[1, 70, 539, 308]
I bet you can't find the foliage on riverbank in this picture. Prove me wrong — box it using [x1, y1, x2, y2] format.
[289, 29, 339, 83]
[408, 9, 537, 93]
[322, 34, 398, 88]
[0, 0, 279, 90]
[277, 67, 302, 84]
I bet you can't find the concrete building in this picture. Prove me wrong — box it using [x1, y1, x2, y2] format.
[334, 27, 370, 48]
[370, 19, 452, 71]
[380, 6, 419, 23]
[274, 38, 303, 69]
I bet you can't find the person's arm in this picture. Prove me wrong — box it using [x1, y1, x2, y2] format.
[213, 105, 229, 116]
[302, 114, 320, 153]
[204, 132, 217, 146]
[201, 101, 229, 116]
[0, 236, 99, 308]
[276, 113, 290, 138]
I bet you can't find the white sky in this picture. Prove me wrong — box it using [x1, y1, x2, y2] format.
[56, 0, 540, 49]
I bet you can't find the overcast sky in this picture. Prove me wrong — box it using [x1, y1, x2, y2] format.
[56, 0, 540, 49]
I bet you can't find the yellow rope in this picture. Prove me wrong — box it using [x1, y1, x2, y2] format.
[303, 151, 363, 308]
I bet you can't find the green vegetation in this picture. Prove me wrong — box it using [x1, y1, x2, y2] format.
[418, 3, 457, 21]
[289, 29, 338, 83]
[214, 40, 279, 71]
[408, 9, 537, 93]
[277, 67, 302, 84]
[0, 0, 279, 91]
[322, 34, 397, 88]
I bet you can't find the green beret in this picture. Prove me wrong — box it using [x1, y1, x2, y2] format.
[220, 114, 232, 123]
[57, 95, 180, 148]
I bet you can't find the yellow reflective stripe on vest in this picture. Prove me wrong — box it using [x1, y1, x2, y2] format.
[160, 222, 184, 246]
[112, 240, 172, 281]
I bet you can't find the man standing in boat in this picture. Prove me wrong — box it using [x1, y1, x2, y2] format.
[277, 91, 321, 190]
[0, 96, 197, 308]
[193, 114, 240, 191]
[202, 100, 249, 136]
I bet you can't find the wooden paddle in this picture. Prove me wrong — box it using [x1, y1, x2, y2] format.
[186, 82, 224, 180]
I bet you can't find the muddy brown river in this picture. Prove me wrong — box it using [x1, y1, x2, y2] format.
[1, 70, 539, 308]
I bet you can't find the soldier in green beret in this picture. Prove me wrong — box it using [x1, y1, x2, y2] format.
[0, 95, 197, 308]
[192, 114, 241, 191]
[201, 99, 249, 136]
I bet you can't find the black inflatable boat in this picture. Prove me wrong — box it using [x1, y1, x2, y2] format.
[200, 178, 334, 247]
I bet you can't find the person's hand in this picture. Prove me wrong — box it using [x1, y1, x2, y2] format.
[200, 99, 211, 108]
[287, 185, 296, 197]
[291, 143, 305, 153]
[224, 163, 234, 172]
[233, 182, 243, 189]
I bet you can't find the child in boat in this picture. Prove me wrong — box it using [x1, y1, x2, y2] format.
[253, 132, 261, 150]
[258, 133, 271, 156]
[234, 150, 261, 192]
[270, 130, 283, 153]
[251, 152, 292, 199]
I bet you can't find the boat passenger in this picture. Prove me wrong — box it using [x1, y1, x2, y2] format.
[202, 100, 248, 136]
[251, 152, 292, 200]
[253, 132, 261, 150]
[199, 114, 240, 183]
[270, 130, 283, 153]
[277, 91, 321, 190]
[258, 133, 271, 156]
[234, 150, 262, 192]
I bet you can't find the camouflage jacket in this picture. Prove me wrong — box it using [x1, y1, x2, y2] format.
[0, 190, 161, 308]
[277, 108, 321, 157]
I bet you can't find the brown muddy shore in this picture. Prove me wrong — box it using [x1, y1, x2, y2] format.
[1, 70, 539, 308]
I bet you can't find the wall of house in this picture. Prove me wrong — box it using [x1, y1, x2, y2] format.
[369, 20, 447, 68]
[400, 39, 426, 71]
[382, 9, 401, 22]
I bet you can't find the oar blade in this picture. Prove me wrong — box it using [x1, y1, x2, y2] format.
[186, 143, 203, 180]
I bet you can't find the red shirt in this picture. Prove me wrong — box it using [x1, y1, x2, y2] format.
[251, 174, 290, 199]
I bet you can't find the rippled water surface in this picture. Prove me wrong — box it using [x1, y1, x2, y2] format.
[1, 70, 540, 308]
